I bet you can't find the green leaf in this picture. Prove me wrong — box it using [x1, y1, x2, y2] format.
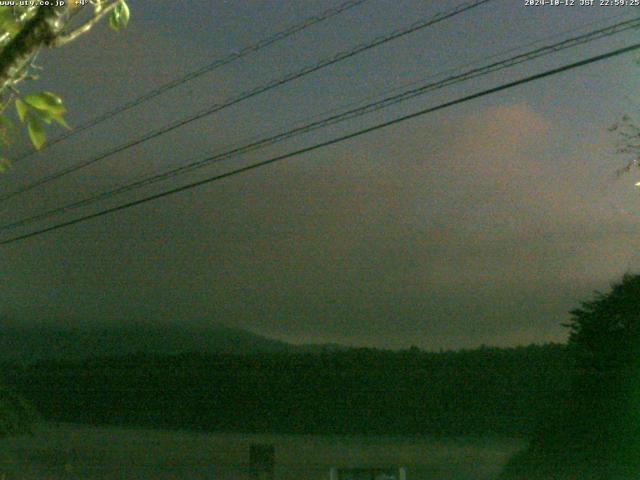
[108, 1, 130, 31]
[39, 109, 70, 130]
[15, 98, 27, 123]
[35, 110, 53, 125]
[24, 92, 65, 115]
[25, 111, 45, 150]
[118, 1, 130, 28]
[108, 9, 120, 30]
[53, 114, 70, 130]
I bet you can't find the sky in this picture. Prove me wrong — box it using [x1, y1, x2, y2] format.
[1, 0, 640, 350]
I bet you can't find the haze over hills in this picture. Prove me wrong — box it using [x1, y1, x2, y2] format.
[0, 316, 303, 363]
[0, 313, 554, 364]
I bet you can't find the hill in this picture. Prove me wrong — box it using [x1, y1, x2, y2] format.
[0, 317, 294, 363]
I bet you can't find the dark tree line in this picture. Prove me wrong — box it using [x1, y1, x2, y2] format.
[3, 343, 570, 437]
[0, 380, 38, 436]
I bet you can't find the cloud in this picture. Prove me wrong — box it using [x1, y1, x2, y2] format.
[3, 99, 636, 351]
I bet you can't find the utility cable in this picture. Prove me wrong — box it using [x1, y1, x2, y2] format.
[0, 0, 492, 203]
[2, 17, 638, 233]
[8, 0, 372, 163]
[2, 41, 638, 245]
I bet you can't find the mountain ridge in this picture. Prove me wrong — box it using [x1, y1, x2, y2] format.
[0, 318, 296, 363]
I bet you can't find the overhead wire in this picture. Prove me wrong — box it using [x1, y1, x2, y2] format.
[7, 0, 372, 163]
[0, 0, 492, 203]
[2, 16, 639, 234]
[2, 41, 639, 245]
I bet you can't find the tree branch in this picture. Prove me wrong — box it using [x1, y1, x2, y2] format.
[0, 5, 71, 96]
[0, 8, 37, 48]
[50, 1, 121, 47]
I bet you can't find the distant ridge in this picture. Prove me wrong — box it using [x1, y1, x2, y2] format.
[0, 315, 559, 364]
[0, 317, 295, 363]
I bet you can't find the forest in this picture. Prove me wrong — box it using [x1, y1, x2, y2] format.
[2, 343, 570, 437]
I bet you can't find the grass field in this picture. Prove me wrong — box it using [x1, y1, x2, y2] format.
[0, 423, 526, 479]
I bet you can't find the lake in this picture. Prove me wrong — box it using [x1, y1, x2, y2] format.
[0, 423, 525, 479]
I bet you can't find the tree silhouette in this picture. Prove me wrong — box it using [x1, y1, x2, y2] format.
[565, 273, 640, 474]
[502, 273, 640, 479]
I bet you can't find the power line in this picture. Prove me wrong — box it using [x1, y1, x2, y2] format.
[8, 0, 371, 163]
[0, 0, 492, 204]
[2, 41, 638, 246]
[2, 16, 638, 233]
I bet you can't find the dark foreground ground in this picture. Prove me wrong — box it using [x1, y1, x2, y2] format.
[0, 423, 525, 479]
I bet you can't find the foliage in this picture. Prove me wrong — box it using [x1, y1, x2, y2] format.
[566, 274, 640, 474]
[0, 1, 130, 169]
[108, 1, 130, 31]
[14, 92, 69, 150]
[567, 273, 640, 369]
[610, 114, 640, 177]
[2, 344, 570, 436]
[501, 273, 640, 479]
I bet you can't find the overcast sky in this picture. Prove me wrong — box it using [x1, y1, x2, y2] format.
[1, 0, 640, 350]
